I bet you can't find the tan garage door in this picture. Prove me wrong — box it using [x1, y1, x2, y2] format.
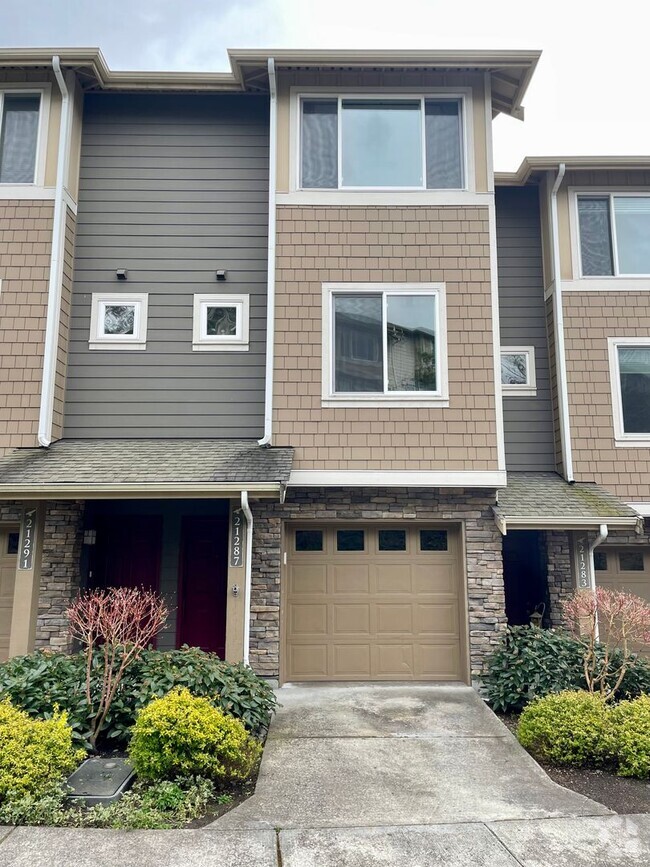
[283, 524, 464, 682]
[595, 547, 650, 603]
[0, 527, 19, 662]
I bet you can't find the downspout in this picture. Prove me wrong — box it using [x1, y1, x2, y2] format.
[38, 56, 72, 447]
[588, 523, 608, 642]
[240, 490, 254, 666]
[549, 163, 574, 481]
[258, 57, 277, 446]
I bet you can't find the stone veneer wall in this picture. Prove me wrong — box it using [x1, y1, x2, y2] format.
[249, 488, 505, 681]
[0, 502, 23, 524]
[35, 501, 84, 651]
[545, 530, 573, 627]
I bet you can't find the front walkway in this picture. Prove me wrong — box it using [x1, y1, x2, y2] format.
[1, 683, 649, 865]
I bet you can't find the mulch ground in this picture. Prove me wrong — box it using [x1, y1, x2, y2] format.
[498, 713, 650, 814]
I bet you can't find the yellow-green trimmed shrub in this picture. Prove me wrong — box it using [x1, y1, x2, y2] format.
[128, 688, 262, 783]
[516, 690, 609, 766]
[609, 694, 650, 778]
[0, 698, 84, 801]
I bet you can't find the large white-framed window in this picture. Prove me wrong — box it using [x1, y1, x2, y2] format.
[500, 346, 537, 396]
[608, 337, 650, 446]
[298, 92, 467, 192]
[575, 192, 650, 278]
[192, 293, 250, 351]
[322, 283, 448, 407]
[89, 293, 148, 350]
[0, 87, 49, 188]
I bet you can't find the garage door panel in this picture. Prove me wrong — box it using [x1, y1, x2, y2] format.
[331, 565, 371, 595]
[288, 565, 327, 596]
[332, 604, 371, 635]
[0, 532, 18, 664]
[290, 603, 328, 635]
[285, 524, 463, 682]
[333, 643, 371, 677]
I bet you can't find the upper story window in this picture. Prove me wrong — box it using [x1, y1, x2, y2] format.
[323, 284, 448, 406]
[0, 92, 41, 184]
[500, 346, 537, 396]
[192, 293, 250, 352]
[608, 338, 650, 446]
[89, 293, 148, 351]
[577, 194, 650, 276]
[301, 96, 464, 190]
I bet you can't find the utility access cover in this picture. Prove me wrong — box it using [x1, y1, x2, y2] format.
[67, 757, 135, 805]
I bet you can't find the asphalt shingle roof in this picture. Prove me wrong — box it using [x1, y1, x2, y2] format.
[496, 472, 639, 522]
[0, 439, 293, 488]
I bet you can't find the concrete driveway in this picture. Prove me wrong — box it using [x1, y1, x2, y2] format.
[213, 682, 610, 831]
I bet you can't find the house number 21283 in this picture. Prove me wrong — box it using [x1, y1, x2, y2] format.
[230, 510, 244, 568]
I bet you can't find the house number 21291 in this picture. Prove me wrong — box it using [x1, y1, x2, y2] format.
[18, 507, 37, 571]
[230, 510, 244, 568]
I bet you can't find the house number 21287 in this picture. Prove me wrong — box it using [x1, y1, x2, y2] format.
[230, 510, 244, 568]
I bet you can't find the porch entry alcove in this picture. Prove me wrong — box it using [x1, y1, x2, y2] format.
[83, 499, 229, 656]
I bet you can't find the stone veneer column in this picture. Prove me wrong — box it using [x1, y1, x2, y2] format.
[545, 530, 574, 626]
[35, 501, 84, 651]
[249, 489, 506, 682]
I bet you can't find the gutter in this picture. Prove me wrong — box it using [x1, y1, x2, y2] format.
[549, 163, 575, 482]
[258, 57, 277, 446]
[240, 490, 254, 666]
[38, 56, 73, 447]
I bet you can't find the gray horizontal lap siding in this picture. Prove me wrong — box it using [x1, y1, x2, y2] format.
[64, 93, 269, 439]
[496, 186, 556, 472]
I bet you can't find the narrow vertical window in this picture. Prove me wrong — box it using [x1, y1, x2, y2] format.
[577, 197, 614, 276]
[425, 99, 463, 189]
[617, 346, 650, 434]
[301, 99, 338, 189]
[0, 94, 41, 184]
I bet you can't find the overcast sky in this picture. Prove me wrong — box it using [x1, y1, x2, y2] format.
[1, 0, 647, 171]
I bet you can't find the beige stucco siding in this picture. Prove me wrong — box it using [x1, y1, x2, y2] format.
[564, 291, 650, 499]
[272, 204, 499, 471]
[0, 200, 53, 450]
[276, 70, 489, 194]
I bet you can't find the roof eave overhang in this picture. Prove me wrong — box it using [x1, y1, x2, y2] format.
[493, 510, 643, 535]
[496, 156, 650, 186]
[0, 482, 283, 500]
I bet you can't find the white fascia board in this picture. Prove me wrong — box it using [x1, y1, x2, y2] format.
[288, 470, 506, 488]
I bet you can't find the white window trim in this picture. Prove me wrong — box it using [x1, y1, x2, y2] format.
[608, 336, 650, 447]
[322, 282, 448, 408]
[569, 187, 650, 285]
[0, 85, 51, 191]
[192, 293, 250, 352]
[500, 345, 537, 396]
[290, 86, 474, 203]
[89, 293, 148, 351]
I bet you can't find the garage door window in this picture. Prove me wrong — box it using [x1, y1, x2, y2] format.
[378, 529, 406, 551]
[420, 530, 448, 551]
[337, 529, 365, 551]
[619, 551, 644, 571]
[295, 530, 323, 552]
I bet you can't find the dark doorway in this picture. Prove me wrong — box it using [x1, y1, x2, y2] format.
[91, 515, 162, 592]
[177, 516, 229, 657]
[502, 530, 550, 626]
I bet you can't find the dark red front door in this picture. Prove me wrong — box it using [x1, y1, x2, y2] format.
[177, 516, 228, 657]
[91, 515, 162, 592]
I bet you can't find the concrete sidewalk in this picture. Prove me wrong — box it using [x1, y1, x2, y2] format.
[0, 684, 648, 865]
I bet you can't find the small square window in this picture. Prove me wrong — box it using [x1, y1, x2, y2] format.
[295, 530, 323, 552]
[593, 551, 608, 571]
[337, 529, 364, 551]
[7, 532, 19, 555]
[89, 293, 148, 350]
[193, 294, 250, 351]
[619, 551, 644, 571]
[378, 529, 406, 551]
[500, 347, 536, 395]
[420, 530, 448, 551]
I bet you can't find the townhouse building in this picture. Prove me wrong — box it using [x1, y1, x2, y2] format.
[0, 47, 647, 684]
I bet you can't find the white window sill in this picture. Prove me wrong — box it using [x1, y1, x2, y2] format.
[89, 341, 147, 351]
[278, 190, 489, 207]
[503, 387, 537, 397]
[322, 395, 449, 409]
[615, 437, 650, 448]
[564, 278, 650, 292]
[192, 343, 249, 352]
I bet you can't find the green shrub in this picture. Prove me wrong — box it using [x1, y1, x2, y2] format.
[0, 647, 276, 747]
[483, 626, 650, 713]
[609, 694, 650, 778]
[516, 690, 609, 766]
[0, 698, 84, 802]
[129, 688, 262, 783]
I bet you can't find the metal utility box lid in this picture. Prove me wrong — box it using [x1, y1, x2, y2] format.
[67, 757, 135, 806]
